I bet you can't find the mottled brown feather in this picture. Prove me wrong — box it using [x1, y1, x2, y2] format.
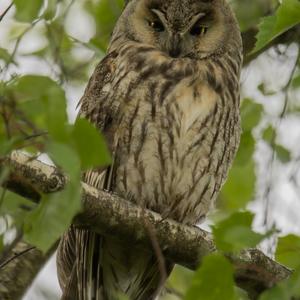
[57, 0, 243, 299]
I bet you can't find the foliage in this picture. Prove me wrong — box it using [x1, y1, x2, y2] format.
[276, 234, 300, 269]
[212, 211, 268, 252]
[265, 234, 300, 299]
[1, 74, 111, 251]
[253, 0, 300, 53]
[184, 254, 238, 300]
[0, 0, 300, 299]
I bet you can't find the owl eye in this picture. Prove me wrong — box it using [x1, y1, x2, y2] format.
[190, 25, 208, 36]
[149, 20, 165, 32]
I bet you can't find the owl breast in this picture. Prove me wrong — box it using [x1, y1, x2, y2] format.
[106, 44, 240, 225]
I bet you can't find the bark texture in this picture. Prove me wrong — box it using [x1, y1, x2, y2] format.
[0, 241, 54, 300]
[0, 151, 292, 299]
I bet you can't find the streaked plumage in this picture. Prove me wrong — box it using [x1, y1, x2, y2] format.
[57, 0, 242, 299]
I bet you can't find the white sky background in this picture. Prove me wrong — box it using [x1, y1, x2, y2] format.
[0, 1, 300, 299]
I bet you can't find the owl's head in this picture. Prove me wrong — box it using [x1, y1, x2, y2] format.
[109, 0, 242, 59]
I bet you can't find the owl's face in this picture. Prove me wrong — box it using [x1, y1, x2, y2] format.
[110, 0, 241, 59]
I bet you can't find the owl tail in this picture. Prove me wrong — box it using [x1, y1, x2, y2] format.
[57, 164, 173, 299]
[94, 235, 172, 300]
[57, 226, 173, 300]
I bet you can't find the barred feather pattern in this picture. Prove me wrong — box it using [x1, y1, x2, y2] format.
[57, 32, 242, 299]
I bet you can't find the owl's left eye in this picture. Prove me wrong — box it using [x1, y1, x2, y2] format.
[149, 20, 165, 32]
[190, 25, 208, 36]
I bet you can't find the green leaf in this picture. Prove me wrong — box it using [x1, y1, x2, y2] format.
[184, 254, 237, 300]
[11, 75, 54, 100]
[231, 1, 273, 32]
[235, 287, 250, 300]
[240, 99, 263, 131]
[234, 131, 255, 166]
[292, 73, 300, 88]
[22, 46, 48, 58]
[14, 0, 44, 23]
[72, 118, 111, 169]
[44, 86, 69, 142]
[0, 136, 23, 157]
[258, 83, 276, 96]
[212, 211, 266, 252]
[276, 234, 300, 269]
[261, 126, 291, 163]
[85, 0, 123, 51]
[253, 0, 300, 53]
[117, 294, 130, 300]
[220, 159, 255, 211]
[46, 142, 80, 178]
[24, 143, 82, 251]
[0, 188, 34, 226]
[285, 268, 300, 297]
[43, 0, 57, 20]
[0, 167, 10, 186]
[10, 75, 69, 141]
[167, 265, 194, 295]
[262, 125, 276, 144]
[0, 48, 11, 64]
[24, 184, 81, 251]
[9, 23, 31, 40]
[274, 144, 291, 163]
[259, 285, 288, 300]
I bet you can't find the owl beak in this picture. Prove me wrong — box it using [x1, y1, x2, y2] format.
[168, 33, 182, 58]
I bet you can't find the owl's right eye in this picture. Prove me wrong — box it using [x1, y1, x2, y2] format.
[148, 20, 165, 32]
[190, 25, 208, 36]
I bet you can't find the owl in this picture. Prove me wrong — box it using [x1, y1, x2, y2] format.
[57, 0, 242, 299]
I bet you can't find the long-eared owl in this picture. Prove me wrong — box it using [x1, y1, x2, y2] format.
[57, 0, 242, 299]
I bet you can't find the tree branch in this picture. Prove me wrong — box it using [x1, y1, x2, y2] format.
[0, 3, 13, 23]
[0, 241, 55, 300]
[0, 152, 292, 299]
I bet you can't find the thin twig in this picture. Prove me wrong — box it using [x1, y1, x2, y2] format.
[1, 18, 42, 80]
[0, 246, 35, 269]
[139, 201, 168, 297]
[143, 216, 168, 296]
[0, 240, 56, 300]
[263, 46, 300, 230]
[45, 0, 75, 84]
[0, 3, 13, 22]
[23, 131, 48, 141]
[0, 230, 22, 265]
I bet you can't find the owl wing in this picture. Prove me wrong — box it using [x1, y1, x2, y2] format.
[57, 50, 120, 297]
[79, 50, 121, 190]
[78, 51, 118, 145]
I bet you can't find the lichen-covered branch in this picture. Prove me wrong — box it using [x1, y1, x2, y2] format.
[0, 151, 292, 299]
[0, 241, 55, 300]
